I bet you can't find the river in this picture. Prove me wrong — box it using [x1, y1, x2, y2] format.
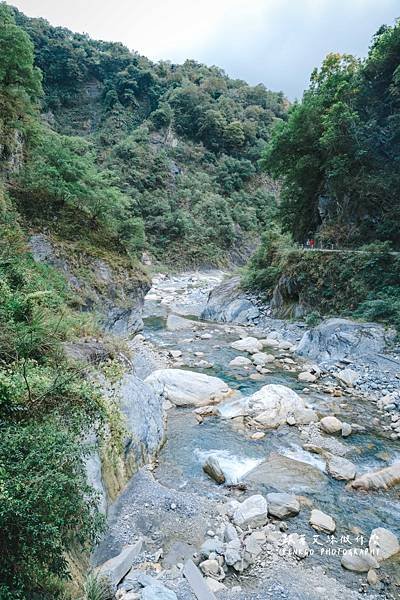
[95, 271, 400, 599]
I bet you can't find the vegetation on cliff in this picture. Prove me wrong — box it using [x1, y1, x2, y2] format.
[245, 20, 400, 329]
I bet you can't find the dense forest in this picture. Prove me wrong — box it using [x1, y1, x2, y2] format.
[245, 20, 400, 328]
[10, 6, 286, 265]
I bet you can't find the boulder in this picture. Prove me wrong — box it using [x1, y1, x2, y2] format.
[219, 384, 315, 430]
[232, 494, 269, 529]
[309, 509, 336, 534]
[325, 454, 356, 481]
[203, 455, 226, 484]
[97, 541, 142, 589]
[201, 276, 259, 324]
[335, 368, 359, 387]
[144, 369, 231, 407]
[298, 372, 317, 383]
[229, 356, 253, 368]
[245, 453, 327, 493]
[166, 314, 197, 331]
[266, 492, 300, 519]
[252, 352, 275, 366]
[200, 538, 224, 558]
[349, 462, 400, 491]
[296, 318, 394, 366]
[286, 533, 310, 559]
[320, 416, 343, 434]
[230, 337, 263, 354]
[341, 551, 379, 573]
[369, 527, 400, 562]
[205, 578, 227, 593]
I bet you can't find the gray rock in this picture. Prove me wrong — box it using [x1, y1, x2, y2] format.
[335, 368, 359, 387]
[201, 277, 259, 324]
[309, 509, 336, 534]
[141, 584, 177, 600]
[266, 492, 300, 519]
[183, 559, 217, 600]
[320, 416, 342, 434]
[341, 551, 379, 573]
[296, 318, 396, 368]
[144, 369, 231, 407]
[325, 454, 356, 481]
[369, 527, 400, 561]
[200, 538, 224, 558]
[224, 523, 239, 543]
[97, 541, 142, 588]
[202, 455, 226, 484]
[232, 494, 269, 529]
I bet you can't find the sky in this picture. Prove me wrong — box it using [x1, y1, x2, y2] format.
[8, 0, 400, 99]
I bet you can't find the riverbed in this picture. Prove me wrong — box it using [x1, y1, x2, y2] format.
[95, 271, 400, 599]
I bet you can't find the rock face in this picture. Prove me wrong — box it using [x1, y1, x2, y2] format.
[88, 371, 165, 510]
[232, 495, 269, 529]
[296, 318, 394, 365]
[29, 233, 149, 336]
[219, 384, 316, 429]
[144, 369, 231, 407]
[201, 276, 259, 324]
[266, 493, 300, 519]
[349, 462, 400, 491]
[369, 527, 400, 561]
[309, 509, 336, 534]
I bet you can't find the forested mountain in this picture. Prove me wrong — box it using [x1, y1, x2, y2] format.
[245, 20, 400, 328]
[10, 6, 286, 265]
[262, 21, 400, 248]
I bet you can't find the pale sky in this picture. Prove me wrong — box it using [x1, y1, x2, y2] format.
[8, 0, 400, 98]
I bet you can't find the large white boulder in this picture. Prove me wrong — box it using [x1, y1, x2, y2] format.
[144, 369, 231, 407]
[369, 527, 400, 562]
[349, 462, 400, 491]
[232, 494, 269, 529]
[230, 337, 263, 354]
[219, 384, 316, 429]
[325, 454, 356, 481]
[309, 509, 336, 534]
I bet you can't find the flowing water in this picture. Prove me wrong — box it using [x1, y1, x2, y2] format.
[143, 272, 400, 592]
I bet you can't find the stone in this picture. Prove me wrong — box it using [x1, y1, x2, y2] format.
[183, 559, 218, 600]
[229, 356, 252, 368]
[199, 559, 224, 581]
[367, 569, 379, 585]
[169, 350, 182, 358]
[252, 352, 275, 366]
[309, 509, 336, 534]
[245, 453, 327, 494]
[144, 369, 231, 407]
[341, 551, 379, 573]
[298, 372, 317, 383]
[244, 532, 263, 557]
[341, 422, 352, 437]
[286, 533, 310, 559]
[250, 432, 266, 440]
[224, 524, 239, 543]
[167, 314, 197, 331]
[335, 368, 359, 387]
[232, 494, 269, 529]
[266, 492, 300, 519]
[349, 462, 400, 491]
[369, 527, 400, 561]
[219, 384, 316, 429]
[320, 416, 343, 434]
[325, 454, 356, 481]
[230, 337, 263, 354]
[224, 540, 242, 566]
[97, 541, 143, 588]
[200, 538, 224, 558]
[141, 584, 178, 600]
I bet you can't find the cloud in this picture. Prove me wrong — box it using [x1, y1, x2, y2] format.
[9, 0, 400, 98]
